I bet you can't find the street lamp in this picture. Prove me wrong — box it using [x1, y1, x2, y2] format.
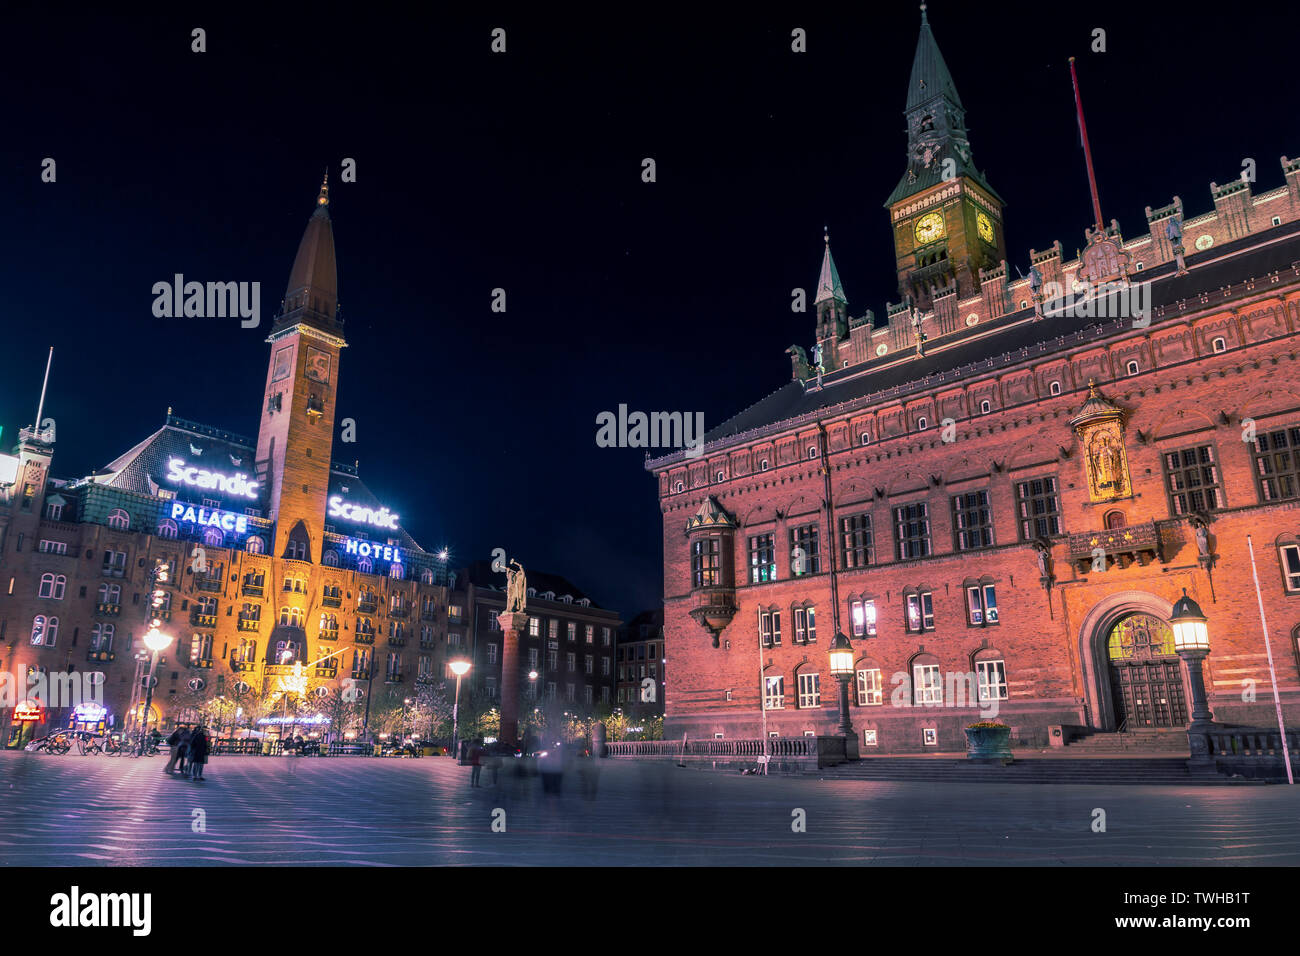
[829, 630, 856, 741]
[138, 626, 172, 754]
[1170, 588, 1213, 729]
[449, 658, 471, 759]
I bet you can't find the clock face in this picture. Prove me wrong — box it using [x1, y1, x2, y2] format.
[914, 212, 945, 245]
[977, 211, 994, 244]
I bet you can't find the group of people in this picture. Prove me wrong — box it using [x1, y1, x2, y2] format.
[162, 724, 209, 780]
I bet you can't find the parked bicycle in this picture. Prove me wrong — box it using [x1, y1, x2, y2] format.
[76, 731, 123, 756]
[26, 732, 73, 755]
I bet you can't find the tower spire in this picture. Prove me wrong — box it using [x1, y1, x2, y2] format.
[814, 228, 847, 306]
[278, 174, 340, 332]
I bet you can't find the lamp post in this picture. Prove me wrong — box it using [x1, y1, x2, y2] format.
[449, 658, 471, 758]
[138, 626, 172, 754]
[1170, 589, 1213, 727]
[829, 631, 856, 743]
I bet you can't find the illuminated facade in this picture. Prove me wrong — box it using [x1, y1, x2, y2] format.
[0, 180, 463, 747]
[648, 10, 1300, 753]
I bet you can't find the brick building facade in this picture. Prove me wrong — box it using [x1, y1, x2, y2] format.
[648, 10, 1300, 753]
[0, 180, 463, 747]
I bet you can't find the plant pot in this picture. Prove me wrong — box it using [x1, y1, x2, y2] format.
[964, 725, 1012, 760]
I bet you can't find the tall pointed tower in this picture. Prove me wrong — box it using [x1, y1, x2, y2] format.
[255, 175, 347, 561]
[885, 3, 1006, 310]
[814, 230, 848, 365]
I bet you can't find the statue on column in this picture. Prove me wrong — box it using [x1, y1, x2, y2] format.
[505, 559, 527, 613]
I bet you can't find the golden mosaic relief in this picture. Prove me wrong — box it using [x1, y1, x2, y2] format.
[1078, 417, 1131, 501]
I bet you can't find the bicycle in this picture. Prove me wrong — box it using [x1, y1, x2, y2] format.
[77, 731, 118, 756]
[27, 732, 73, 755]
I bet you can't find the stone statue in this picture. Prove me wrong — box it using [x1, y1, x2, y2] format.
[505, 559, 527, 613]
[1194, 521, 1210, 557]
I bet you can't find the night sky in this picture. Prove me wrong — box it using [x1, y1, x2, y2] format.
[2, 3, 1294, 618]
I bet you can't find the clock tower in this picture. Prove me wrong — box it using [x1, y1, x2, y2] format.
[885, 4, 1006, 310]
[255, 176, 347, 562]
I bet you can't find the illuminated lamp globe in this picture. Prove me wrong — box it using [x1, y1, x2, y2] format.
[143, 628, 172, 652]
[828, 631, 854, 677]
[1169, 588, 1210, 652]
[449, 659, 471, 677]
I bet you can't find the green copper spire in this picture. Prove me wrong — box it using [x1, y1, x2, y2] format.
[814, 229, 847, 305]
[907, 3, 962, 113]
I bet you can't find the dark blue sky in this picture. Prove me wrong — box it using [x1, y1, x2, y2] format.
[2, 3, 1293, 617]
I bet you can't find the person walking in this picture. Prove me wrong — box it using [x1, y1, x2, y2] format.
[163, 727, 185, 774]
[468, 738, 483, 787]
[176, 726, 192, 775]
[187, 725, 209, 780]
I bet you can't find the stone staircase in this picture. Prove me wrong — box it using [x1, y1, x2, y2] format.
[1062, 729, 1190, 755]
[819, 756, 1242, 785]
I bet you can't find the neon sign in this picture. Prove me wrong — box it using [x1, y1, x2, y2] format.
[328, 495, 399, 530]
[13, 701, 43, 721]
[343, 537, 402, 563]
[166, 457, 260, 500]
[171, 502, 249, 534]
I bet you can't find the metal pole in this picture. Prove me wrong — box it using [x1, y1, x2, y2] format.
[34, 347, 53, 434]
[452, 673, 462, 760]
[1069, 57, 1105, 232]
[1247, 535, 1294, 784]
[138, 649, 159, 755]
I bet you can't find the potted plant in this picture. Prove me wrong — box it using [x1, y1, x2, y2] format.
[964, 721, 1013, 760]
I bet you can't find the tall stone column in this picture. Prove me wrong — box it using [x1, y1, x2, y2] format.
[497, 611, 527, 748]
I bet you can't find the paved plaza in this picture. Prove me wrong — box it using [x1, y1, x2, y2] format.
[2, 751, 1299, 866]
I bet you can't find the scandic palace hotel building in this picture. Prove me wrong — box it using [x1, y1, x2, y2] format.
[0, 179, 618, 748]
[648, 10, 1300, 752]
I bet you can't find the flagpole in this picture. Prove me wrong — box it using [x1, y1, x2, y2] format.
[1069, 57, 1105, 233]
[1246, 534, 1294, 784]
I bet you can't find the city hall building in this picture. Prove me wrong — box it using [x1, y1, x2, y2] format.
[648, 10, 1300, 752]
[0, 180, 464, 747]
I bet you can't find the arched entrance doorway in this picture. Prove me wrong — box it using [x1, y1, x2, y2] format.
[1105, 614, 1187, 729]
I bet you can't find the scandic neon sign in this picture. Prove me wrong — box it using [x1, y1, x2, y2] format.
[166, 457, 260, 500]
[328, 495, 399, 530]
[170, 502, 249, 534]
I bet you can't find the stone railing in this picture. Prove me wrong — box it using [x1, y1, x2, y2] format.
[1189, 724, 1300, 779]
[1067, 520, 1163, 572]
[604, 735, 847, 769]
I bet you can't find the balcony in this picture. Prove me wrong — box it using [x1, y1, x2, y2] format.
[315, 665, 338, 679]
[420, 610, 437, 622]
[195, 576, 222, 593]
[689, 586, 739, 648]
[242, 582, 265, 597]
[419, 640, 437, 651]
[232, 660, 257, 673]
[388, 606, 409, 620]
[237, 617, 260, 632]
[189, 658, 214, 669]
[87, 649, 115, 663]
[351, 669, 372, 682]
[387, 635, 407, 648]
[322, 594, 342, 608]
[384, 673, 404, 684]
[355, 632, 375, 645]
[101, 566, 125, 578]
[358, 599, 378, 614]
[150, 608, 172, 623]
[1067, 520, 1164, 573]
[95, 602, 121, 617]
[191, 613, 218, 628]
[320, 629, 340, 643]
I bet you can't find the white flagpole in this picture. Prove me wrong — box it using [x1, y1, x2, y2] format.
[759, 623, 769, 775]
[1247, 534, 1294, 784]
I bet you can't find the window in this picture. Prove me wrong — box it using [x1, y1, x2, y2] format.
[914, 663, 942, 705]
[565, 683, 575, 702]
[190, 633, 213, 663]
[529, 616, 541, 637]
[792, 605, 817, 644]
[546, 682, 556, 700]
[952, 491, 994, 550]
[917, 416, 928, 430]
[980, 400, 991, 415]
[840, 513, 873, 568]
[602, 627, 612, 647]
[601, 657, 610, 676]
[675, 481, 683, 493]
[1017, 477, 1062, 539]
[487, 643, 498, 665]
[976, 659, 1009, 702]
[717, 470, 725, 482]
[1211, 336, 1227, 353]
[748, 533, 776, 583]
[420, 568, 434, 585]
[905, 589, 934, 632]
[855, 668, 882, 706]
[246, 536, 265, 555]
[547, 649, 557, 670]
[789, 523, 821, 574]
[45, 501, 63, 521]
[1280, 544, 1300, 592]
[102, 550, 127, 576]
[797, 672, 820, 708]
[288, 539, 308, 561]
[203, 527, 224, 547]
[357, 556, 373, 574]
[763, 675, 784, 709]
[31, 615, 48, 645]
[585, 625, 594, 644]
[860, 431, 871, 446]
[1254, 426, 1300, 503]
[566, 621, 576, 641]
[107, 509, 130, 531]
[894, 503, 931, 559]
[966, 582, 999, 625]
[584, 655, 593, 674]
[388, 563, 404, 580]
[38, 539, 68, 555]
[1126, 360, 1140, 376]
[691, 537, 721, 587]
[157, 519, 178, 539]
[849, 598, 877, 638]
[760, 459, 769, 471]
[808, 445, 818, 460]
[98, 583, 121, 605]
[566, 652, 575, 672]
[1164, 445, 1224, 514]
[38, 573, 65, 599]
[1049, 381, 1062, 396]
[758, 608, 782, 648]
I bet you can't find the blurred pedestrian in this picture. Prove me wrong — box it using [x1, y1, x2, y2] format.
[188, 725, 209, 780]
[539, 742, 563, 795]
[163, 727, 184, 774]
[469, 738, 483, 787]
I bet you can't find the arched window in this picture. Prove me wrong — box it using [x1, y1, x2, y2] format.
[203, 527, 224, 547]
[917, 416, 928, 430]
[38, 573, 56, 598]
[91, 622, 115, 651]
[319, 613, 338, 634]
[108, 584, 121, 603]
[51, 575, 66, 600]
[245, 536, 265, 555]
[760, 459, 769, 472]
[30, 615, 46, 644]
[808, 446, 818, 460]
[322, 549, 339, 567]
[980, 400, 991, 415]
[860, 431, 871, 446]
[972, 647, 1008, 702]
[1049, 381, 1062, 396]
[1105, 510, 1125, 530]
[389, 562, 405, 580]
[358, 556, 373, 574]
[717, 470, 725, 482]
[107, 509, 130, 531]
[911, 652, 942, 705]
[675, 481, 684, 493]
[157, 519, 179, 539]
[1211, 336, 1227, 353]
[1126, 360, 1140, 376]
[420, 568, 434, 585]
